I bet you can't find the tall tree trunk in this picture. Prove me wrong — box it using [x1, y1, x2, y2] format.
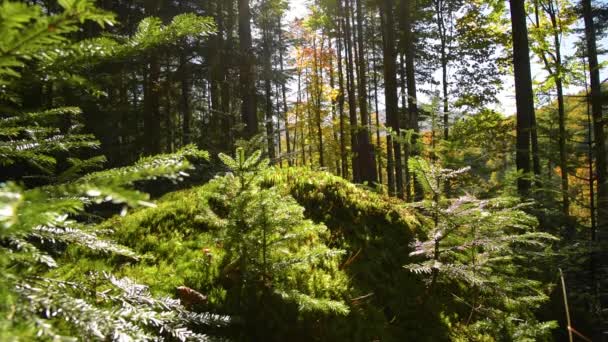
[337, 20, 349, 179]
[509, 0, 534, 196]
[305, 68, 314, 166]
[297, 67, 306, 166]
[381, 0, 403, 197]
[583, 0, 607, 237]
[372, 33, 383, 186]
[220, 0, 235, 151]
[343, 0, 360, 181]
[329, 36, 341, 175]
[275, 82, 282, 166]
[263, 21, 275, 161]
[278, 17, 292, 166]
[583, 0, 608, 328]
[399, 53, 412, 201]
[143, 51, 161, 155]
[554, 51, 569, 217]
[400, 0, 420, 200]
[179, 53, 191, 146]
[143, 1, 163, 155]
[533, 1, 569, 216]
[433, 0, 449, 141]
[238, 0, 258, 138]
[210, 0, 222, 145]
[355, 0, 378, 183]
[312, 36, 325, 167]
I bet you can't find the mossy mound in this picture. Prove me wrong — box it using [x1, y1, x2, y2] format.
[262, 168, 447, 340]
[50, 167, 446, 341]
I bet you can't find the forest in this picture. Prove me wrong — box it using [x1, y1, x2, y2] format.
[0, 0, 607, 340]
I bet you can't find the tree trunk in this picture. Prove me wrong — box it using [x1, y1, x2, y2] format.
[533, 1, 569, 217]
[399, 53, 412, 201]
[220, 0, 235, 151]
[372, 32, 383, 186]
[400, 0, 420, 200]
[143, 1, 163, 155]
[263, 21, 275, 161]
[180, 53, 191, 146]
[381, 0, 402, 197]
[433, 0, 449, 141]
[583, 0, 607, 237]
[343, 0, 360, 181]
[355, 0, 378, 183]
[238, 0, 258, 138]
[143, 52, 162, 155]
[278, 16, 292, 166]
[508, 0, 534, 196]
[329, 36, 341, 175]
[210, 0, 222, 145]
[583, 0, 608, 328]
[337, 19, 349, 179]
[312, 36, 325, 167]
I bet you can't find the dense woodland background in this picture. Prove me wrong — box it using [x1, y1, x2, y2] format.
[1, 0, 608, 340]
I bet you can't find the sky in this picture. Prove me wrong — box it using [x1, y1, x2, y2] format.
[283, 0, 606, 116]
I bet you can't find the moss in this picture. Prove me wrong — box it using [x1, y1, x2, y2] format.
[49, 167, 447, 341]
[262, 167, 448, 341]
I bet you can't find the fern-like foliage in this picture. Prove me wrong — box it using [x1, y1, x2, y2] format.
[215, 149, 349, 331]
[0, 107, 102, 182]
[0, 0, 114, 87]
[0, 1, 223, 339]
[405, 158, 559, 341]
[39, 13, 216, 87]
[14, 273, 229, 341]
[0, 146, 212, 339]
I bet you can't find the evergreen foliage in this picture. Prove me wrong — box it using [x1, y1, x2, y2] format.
[262, 167, 446, 340]
[214, 149, 352, 337]
[0, 0, 114, 85]
[0, 145, 212, 340]
[1, 0, 602, 339]
[406, 157, 559, 340]
[0, 2, 222, 340]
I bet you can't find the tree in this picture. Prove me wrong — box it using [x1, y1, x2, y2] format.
[399, 0, 422, 200]
[0, 3, 222, 338]
[354, 0, 378, 184]
[217, 148, 349, 338]
[261, 0, 276, 161]
[381, 0, 404, 198]
[529, 0, 578, 217]
[406, 157, 557, 340]
[582, 0, 608, 331]
[239, 0, 258, 138]
[509, 0, 536, 196]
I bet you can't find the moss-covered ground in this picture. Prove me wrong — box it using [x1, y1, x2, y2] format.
[49, 167, 448, 341]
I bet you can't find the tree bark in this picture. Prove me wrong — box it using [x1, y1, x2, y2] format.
[220, 0, 235, 151]
[381, 0, 403, 197]
[355, 0, 378, 183]
[312, 36, 325, 167]
[263, 20, 275, 161]
[238, 0, 258, 138]
[329, 35, 341, 175]
[343, 0, 360, 181]
[583, 0, 608, 327]
[371, 28, 383, 186]
[583, 0, 607, 238]
[509, 0, 534, 196]
[400, 0, 420, 200]
[278, 16, 292, 166]
[336, 19, 349, 179]
[180, 53, 191, 146]
[143, 0, 163, 155]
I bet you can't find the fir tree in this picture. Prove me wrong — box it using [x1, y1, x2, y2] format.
[406, 157, 558, 340]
